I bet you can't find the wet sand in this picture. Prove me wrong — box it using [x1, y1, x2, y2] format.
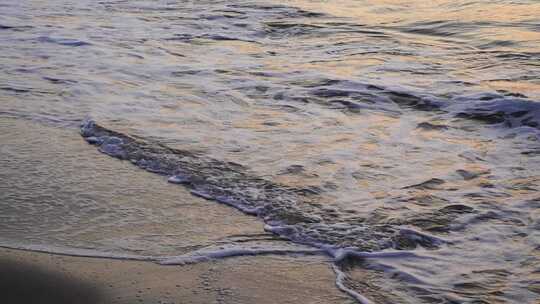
[0, 117, 271, 256]
[0, 117, 351, 303]
[0, 248, 350, 304]
[0, 118, 351, 303]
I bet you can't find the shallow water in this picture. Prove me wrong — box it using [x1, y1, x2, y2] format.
[0, 118, 270, 257]
[1, 0, 539, 303]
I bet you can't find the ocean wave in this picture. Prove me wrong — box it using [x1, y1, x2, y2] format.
[80, 118, 452, 253]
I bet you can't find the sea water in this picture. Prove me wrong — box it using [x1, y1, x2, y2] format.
[1, 1, 539, 303]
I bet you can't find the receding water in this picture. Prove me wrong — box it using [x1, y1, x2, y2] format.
[1, 1, 539, 303]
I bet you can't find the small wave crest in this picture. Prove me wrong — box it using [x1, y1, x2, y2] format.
[450, 93, 540, 130]
[274, 77, 540, 132]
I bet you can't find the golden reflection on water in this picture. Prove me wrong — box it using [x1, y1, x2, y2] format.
[303, 57, 386, 78]
[286, 0, 540, 24]
[484, 80, 540, 96]
[217, 40, 264, 55]
[282, 0, 540, 97]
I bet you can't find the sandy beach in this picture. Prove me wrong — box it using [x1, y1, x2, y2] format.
[0, 247, 350, 304]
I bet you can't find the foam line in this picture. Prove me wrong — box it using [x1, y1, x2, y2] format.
[332, 264, 374, 304]
[330, 248, 433, 263]
[158, 247, 326, 265]
[0, 243, 158, 262]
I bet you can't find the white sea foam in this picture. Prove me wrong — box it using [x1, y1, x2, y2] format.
[332, 264, 374, 304]
[167, 175, 190, 184]
[158, 246, 325, 265]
